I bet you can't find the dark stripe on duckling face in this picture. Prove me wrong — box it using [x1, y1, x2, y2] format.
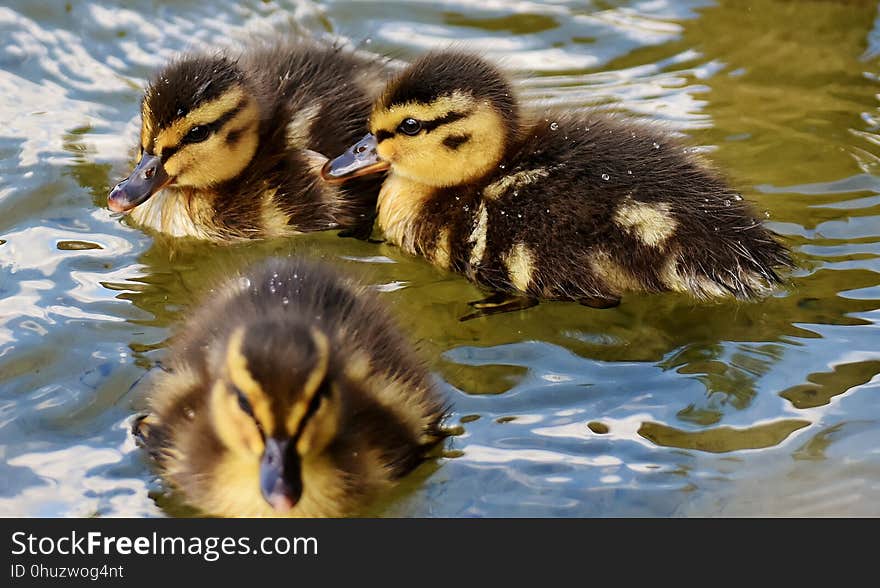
[204, 98, 248, 135]
[226, 127, 244, 147]
[421, 110, 467, 133]
[291, 379, 332, 441]
[443, 133, 471, 150]
[376, 129, 394, 143]
[159, 97, 248, 158]
[375, 110, 469, 143]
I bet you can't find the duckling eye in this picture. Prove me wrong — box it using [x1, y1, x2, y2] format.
[397, 118, 422, 136]
[184, 125, 210, 144]
[234, 387, 254, 418]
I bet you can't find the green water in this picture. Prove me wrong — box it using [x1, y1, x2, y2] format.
[1, 0, 878, 517]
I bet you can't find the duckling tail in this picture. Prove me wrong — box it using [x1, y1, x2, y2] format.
[691, 230, 792, 299]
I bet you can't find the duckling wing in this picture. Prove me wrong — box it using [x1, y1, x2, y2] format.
[470, 114, 790, 300]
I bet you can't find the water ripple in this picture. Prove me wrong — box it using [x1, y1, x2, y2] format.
[0, 0, 878, 517]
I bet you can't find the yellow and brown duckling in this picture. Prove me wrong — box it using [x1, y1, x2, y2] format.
[133, 257, 448, 517]
[108, 39, 390, 241]
[323, 51, 792, 317]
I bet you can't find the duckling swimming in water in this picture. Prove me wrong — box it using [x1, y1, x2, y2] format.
[108, 39, 390, 241]
[133, 257, 448, 517]
[323, 51, 791, 317]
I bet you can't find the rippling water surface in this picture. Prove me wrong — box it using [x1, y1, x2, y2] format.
[1, 0, 879, 517]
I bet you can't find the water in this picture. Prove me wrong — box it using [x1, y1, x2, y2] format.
[1, 0, 878, 517]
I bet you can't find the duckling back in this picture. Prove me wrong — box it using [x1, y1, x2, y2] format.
[461, 113, 791, 301]
[134, 257, 447, 517]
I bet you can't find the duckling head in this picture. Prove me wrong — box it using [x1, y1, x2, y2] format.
[207, 318, 343, 513]
[108, 55, 261, 212]
[323, 51, 519, 188]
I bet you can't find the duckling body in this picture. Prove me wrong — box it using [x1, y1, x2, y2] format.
[109, 40, 390, 242]
[324, 52, 791, 306]
[134, 258, 447, 517]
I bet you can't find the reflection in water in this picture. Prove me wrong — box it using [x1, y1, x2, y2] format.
[0, 0, 878, 516]
[780, 359, 880, 409]
[638, 419, 810, 453]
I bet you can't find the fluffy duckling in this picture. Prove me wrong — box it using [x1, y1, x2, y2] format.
[323, 51, 791, 316]
[133, 257, 448, 517]
[108, 39, 390, 241]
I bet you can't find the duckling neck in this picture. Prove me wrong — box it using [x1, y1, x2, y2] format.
[129, 187, 218, 239]
[376, 174, 436, 254]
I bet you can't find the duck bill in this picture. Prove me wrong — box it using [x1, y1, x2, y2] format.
[259, 437, 303, 512]
[107, 153, 171, 213]
[320, 133, 390, 184]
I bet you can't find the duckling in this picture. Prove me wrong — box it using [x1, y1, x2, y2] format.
[108, 39, 391, 241]
[322, 51, 792, 318]
[132, 257, 448, 517]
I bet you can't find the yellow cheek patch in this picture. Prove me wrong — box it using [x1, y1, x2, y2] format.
[162, 101, 260, 187]
[376, 104, 506, 188]
[614, 199, 678, 248]
[284, 329, 331, 437]
[376, 141, 397, 162]
[206, 452, 272, 517]
[225, 327, 275, 434]
[210, 380, 265, 457]
[505, 243, 535, 292]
